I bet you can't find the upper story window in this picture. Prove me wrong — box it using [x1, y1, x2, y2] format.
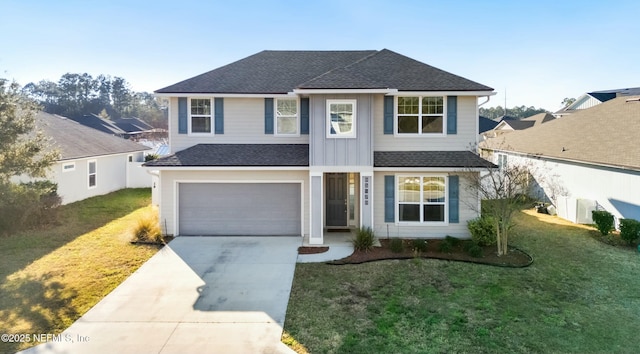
[327, 99, 356, 138]
[396, 96, 444, 135]
[189, 98, 212, 134]
[276, 98, 299, 135]
[398, 175, 447, 223]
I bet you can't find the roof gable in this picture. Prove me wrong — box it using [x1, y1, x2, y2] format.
[156, 49, 493, 94]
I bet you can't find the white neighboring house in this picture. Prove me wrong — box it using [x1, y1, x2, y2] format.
[481, 96, 640, 225]
[553, 87, 640, 118]
[32, 112, 153, 204]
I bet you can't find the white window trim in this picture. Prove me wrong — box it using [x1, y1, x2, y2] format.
[188, 97, 214, 135]
[394, 95, 447, 137]
[497, 153, 508, 170]
[275, 97, 300, 136]
[88, 160, 97, 189]
[62, 162, 75, 172]
[326, 99, 357, 139]
[396, 174, 448, 225]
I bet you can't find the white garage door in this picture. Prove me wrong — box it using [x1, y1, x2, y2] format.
[178, 183, 301, 236]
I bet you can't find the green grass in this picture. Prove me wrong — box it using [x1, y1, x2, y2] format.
[284, 209, 640, 353]
[0, 188, 160, 353]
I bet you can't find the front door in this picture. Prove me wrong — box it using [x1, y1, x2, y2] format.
[326, 173, 348, 227]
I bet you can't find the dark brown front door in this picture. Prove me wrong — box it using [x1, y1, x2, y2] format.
[326, 173, 347, 227]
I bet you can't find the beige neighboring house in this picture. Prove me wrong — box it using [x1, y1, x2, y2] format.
[32, 112, 152, 204]
[481, 96, 640, 224]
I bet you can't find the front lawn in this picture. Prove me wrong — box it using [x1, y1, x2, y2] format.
[0, 188, 160, 353]
[284, 209, 640, 353]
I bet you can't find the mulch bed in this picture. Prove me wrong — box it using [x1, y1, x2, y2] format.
[328, 239, 533, 267]
[298, 246, 330, 254]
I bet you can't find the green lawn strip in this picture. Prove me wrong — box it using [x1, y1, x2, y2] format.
[0, 188, 160, 353]
[284, 209, 640, 353]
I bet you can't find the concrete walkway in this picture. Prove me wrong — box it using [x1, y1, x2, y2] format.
[21, 237, 300, 354]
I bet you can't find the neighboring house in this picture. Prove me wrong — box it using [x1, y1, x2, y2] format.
[479, 115, 499, 134]
[146, 49, 496, 244]
[69, 114, 164, 139]
[554, 87, 640, 117]
[481, 95, 640, 224]
[111, 117, 154, 134]
[33, 112, 152, 204]
[481, 113, 555, 140]
[68, 114, 126, 136]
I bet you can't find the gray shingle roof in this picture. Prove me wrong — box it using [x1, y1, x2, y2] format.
[156, 49, 493, 94]
[374, 151, 496, 168]
[35, 112, 150, 160]
[481, 95, 640, 170]
[143, 144, 309, 167]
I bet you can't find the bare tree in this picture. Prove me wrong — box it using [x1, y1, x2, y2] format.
[466, 148, 534, 256]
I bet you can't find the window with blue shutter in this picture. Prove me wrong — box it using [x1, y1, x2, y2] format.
[384, 175, 395, 222]
[300, 97, 309, 134]
[447, 96, 457, 135]
[264, 98, 274, 134]
[178, 97, 187, 134]
[448, 175, 459, 223]
[214, 97, 224, 134]
[383, 96, 394, 134]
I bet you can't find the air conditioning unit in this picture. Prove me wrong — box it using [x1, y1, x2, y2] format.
[576, 199, 597, 224]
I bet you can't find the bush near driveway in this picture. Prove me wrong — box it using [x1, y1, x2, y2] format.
[0, 188, 159, 353]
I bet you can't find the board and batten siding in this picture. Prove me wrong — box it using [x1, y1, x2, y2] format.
[373, 171, 479, 239]
[169, 97, 309, 153]
[374, 95, 478, 151]
[158, 170, 310, 236]
[309, 94, 373, 167]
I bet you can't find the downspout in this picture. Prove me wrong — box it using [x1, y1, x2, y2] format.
[478, 95, 491, 107]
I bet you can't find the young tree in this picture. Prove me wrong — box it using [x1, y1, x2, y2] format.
[466, 150, 533, 256]
[0, 79, 59, 183]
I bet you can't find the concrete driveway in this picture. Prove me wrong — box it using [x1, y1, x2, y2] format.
[21, 237, 300, 354]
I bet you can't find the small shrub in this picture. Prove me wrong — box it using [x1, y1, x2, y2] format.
[445, 235, 461, 246]
[352, 226, 376, 252]
[466, 242, 483, 258]
[412, 239, 428, 252]
[389, 238, 404, 253]
[132, 213, 163, 243]
[620, 218, 640, 244]
[438, 239, 453, 253]
[468, 216, 497, 246]
[592, 210, 614, 235]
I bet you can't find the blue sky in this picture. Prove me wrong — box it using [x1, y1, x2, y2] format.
[1, 0, 638, 111]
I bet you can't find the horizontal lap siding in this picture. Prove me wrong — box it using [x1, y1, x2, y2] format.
[169, 97, 309, 153]
[372, 172, 479, 239]
[159, 170, 309, 236]
[373, 95, 478, 151]
[492, 152, 640, 222]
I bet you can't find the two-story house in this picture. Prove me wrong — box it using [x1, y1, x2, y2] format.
[145, 49, 495, 244]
